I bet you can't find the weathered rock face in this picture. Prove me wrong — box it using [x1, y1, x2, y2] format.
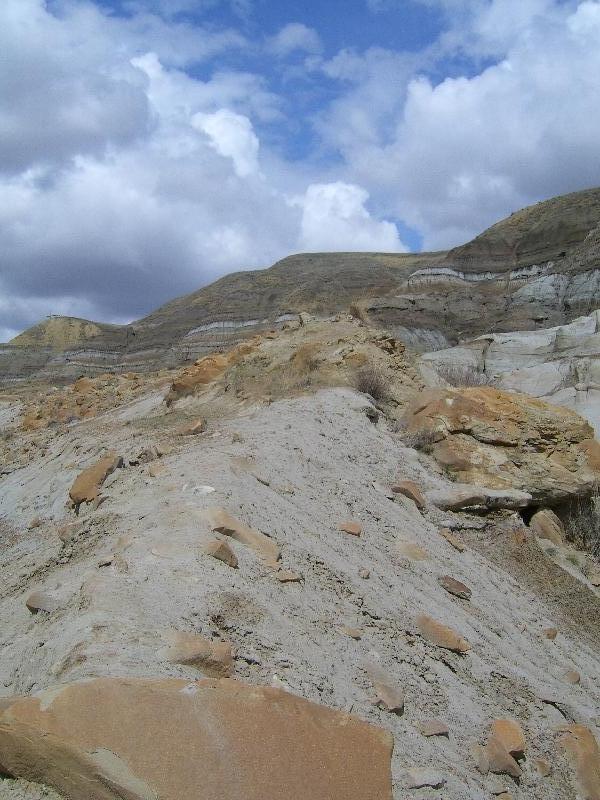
[3, 187, 600, 381]
[0, 677, 394, 800]
[402, 387, 600, 504]
[421, 309, 600, 435]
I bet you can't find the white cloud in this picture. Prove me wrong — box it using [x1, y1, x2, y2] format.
[296, 182, 405, 252]
[192, 109, 260, 177]
[318, 0, 600, 249]
[267, 22, 322, 56]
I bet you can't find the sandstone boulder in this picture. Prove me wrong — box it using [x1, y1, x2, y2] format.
[204, 539, 238, 568]
[438, 575, 472, 600]
[529, 509, 565, 546]
[161, 632, 233, 677]
[69, 453, 122, 508]
[339, 520, 362, 536]
[403, 387, 600, 504]
[203, 506, 280, 562]
[391, 480, 426, 509]
[0, 677, 394, 800]
[416, 614, 471, 653]
[557, 724, 600, 800]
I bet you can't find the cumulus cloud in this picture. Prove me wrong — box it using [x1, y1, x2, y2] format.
[267, 22, 322, 56]
[296, 182, 405, 252]
[319, 0, 600, 249]
[192, 109, 260, 177]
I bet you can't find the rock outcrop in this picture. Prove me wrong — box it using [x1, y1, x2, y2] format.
[402, 387, 600, 504]
[3, 187, 600, 381]
[0, 677, 393, 800]
[422, 309, 600, 435]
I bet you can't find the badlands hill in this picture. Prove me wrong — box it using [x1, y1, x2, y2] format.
[2, 186, 600, 381]
[1, 311, 600, 800]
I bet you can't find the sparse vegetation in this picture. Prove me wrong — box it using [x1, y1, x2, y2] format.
[348, 302, 368, 323]
[353, 365, 389, 402]
[563, 488, 600, 559]
[433, 363, 494, 387]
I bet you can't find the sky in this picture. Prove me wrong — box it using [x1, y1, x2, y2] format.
[1, 0, 600, 340]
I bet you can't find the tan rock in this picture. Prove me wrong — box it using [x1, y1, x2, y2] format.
[25, 590, 57, 614]
[397, 542, 429, 560]
[178, 418, 207, 436]
[529, 508, 565, 546]
[391, 480, 426, 509]
[438, 575, 472, 600]
[490, 719, 526, 758]
[28, 516, 42, 530]
[405, 768, 445, 789]
[484, 736, 523, 778]
[402, 387, 600, 504]
[161, 632, 233, 677]
[148, 463, 165, 478]
[438, 527, 466, 552]
[564, 670, 581, 685]
[359, 568, 371, 579]
[0, 677, 394, 800]
[166, 354, 232, 405]
[371, 679, 404, 715]
[276, 570, 302, 583]
[535, 758, 552, 777]
[204, 539, 238, 568]
[543, 627, 558, 640]
[416, 614, 471, 652]
[204, 506, 280, 562]
[339, 520, 362, 536]
[341, 626, 362, 640]
[557, 724, 600, 800]
[418, 719, 449, 737]
[69, 452, 122, 508]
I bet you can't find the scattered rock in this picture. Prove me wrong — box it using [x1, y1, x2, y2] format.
[490, 719, 526, 758]
[543, 627, 558, 640]
[28, 516, 42, 530]
[161, 632, 234, 677]
[178, 418, 207, 436]
[148, 462, 165, 478]
[69, 452, 122, 508]
[0, 677, 394, 800]
[557, 724, 600, 800]
[416, 614, 471, 652]
[204, 539, 238, 568]
[438, 575, 472, 600]
[529, 509, 565, 546]
[427, 484, 532, 511]
[341, 626, 362, 640]
[204, 506, 280, 562]
[418, 719, 449, 737]
[25, 590, 58, 614]
[564, 670, 581, 685]
[359, 568, 371, 579]
[391, 480, 426, 509]
[438, 527, 466, 552]
[535, 758, 552, 777]
[276, 570, 302, 583]
[371, 679, 405, 715]
[397, 542, 429, 560]
[339, 520, 362, 537]
[405, 768, 445, 789]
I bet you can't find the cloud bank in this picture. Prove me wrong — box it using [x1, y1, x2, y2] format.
[1, 0, 599, 339]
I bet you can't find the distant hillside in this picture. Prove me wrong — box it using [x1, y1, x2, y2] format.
[2, 186, 600, 381]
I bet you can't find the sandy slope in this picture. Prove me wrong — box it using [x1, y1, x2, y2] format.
[1, 383, 599, 799]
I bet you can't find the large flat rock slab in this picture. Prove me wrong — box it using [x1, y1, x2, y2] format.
[0, 677, 393, 800]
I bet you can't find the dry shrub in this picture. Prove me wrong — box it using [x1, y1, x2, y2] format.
[349, 302, 368, 323]
[353, 365, 389, 402]
[563, 489, 600, 559]
[434, 363, 494, 387]
[290, 343, 321, 373]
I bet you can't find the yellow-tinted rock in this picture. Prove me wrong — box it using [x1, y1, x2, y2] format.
[0, 677, 394, 800]
[416, 614, 471, 653]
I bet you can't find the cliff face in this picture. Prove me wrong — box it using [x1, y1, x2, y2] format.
[3, 187, 600, 381]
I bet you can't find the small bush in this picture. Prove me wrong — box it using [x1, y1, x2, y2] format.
[563, 489, 600, 559]
[434, 363, 494, 387]
[399, 428, 439, 451]
[349, 302, 368, 323]
[353, 365, 389, 402]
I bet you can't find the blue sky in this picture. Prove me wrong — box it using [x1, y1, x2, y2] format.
[1, 0, 600, 338]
